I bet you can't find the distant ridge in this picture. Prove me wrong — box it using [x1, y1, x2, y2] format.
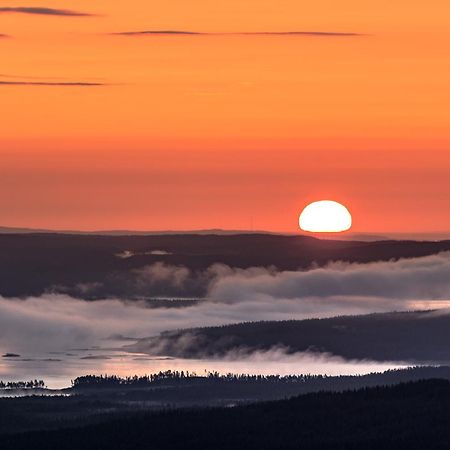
[0, 226, 279, 237]
[0, 226, 448, 241]
[129, 310, 450, 363]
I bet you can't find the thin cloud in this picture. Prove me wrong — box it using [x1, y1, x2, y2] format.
[0, 73, 105, 81]
[236, 31, 361, 36]
[113, 30, 363, 37]
[0, 81, 105, 86]
[0, 7, 94, 17]
[115, 30, 204, 36]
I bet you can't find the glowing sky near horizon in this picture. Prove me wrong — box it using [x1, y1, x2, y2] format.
[1, 1, 449, 232]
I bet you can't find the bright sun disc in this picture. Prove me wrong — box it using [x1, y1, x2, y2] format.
[299, 200, 352, 233]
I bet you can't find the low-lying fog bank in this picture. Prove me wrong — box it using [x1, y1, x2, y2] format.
[0, 253, 449, 387]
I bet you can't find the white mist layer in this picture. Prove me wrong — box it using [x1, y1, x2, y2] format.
[0, 252, 449, 356]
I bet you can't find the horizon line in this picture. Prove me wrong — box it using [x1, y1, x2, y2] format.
[0, 225, 449, 241]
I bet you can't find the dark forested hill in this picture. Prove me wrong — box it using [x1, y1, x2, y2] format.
[130, 310, 450, 363]
[4, 367, 450, 436]
[3, 379, 450, 450]
[0, 232, 449, 298]
[3, 367, 450, 436]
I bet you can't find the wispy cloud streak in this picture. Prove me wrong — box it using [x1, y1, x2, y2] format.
[113, 30, 362, 37]
[0, 81, 105, 87]
[115, 30, 203, 36]
[0, 7, 94, 17]
[236, 31, 361, 36]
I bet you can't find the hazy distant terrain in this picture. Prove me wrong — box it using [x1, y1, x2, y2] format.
[130, 310, 450, 363]
[1, 226, 449, 241]
[0, 232, 449, 298]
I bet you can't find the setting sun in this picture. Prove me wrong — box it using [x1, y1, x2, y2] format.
[299, 200, 352, 233]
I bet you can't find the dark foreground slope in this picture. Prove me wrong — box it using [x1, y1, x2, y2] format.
[130, 310, 450, 362]
[3, 367, 450, 436]
[0, 232, 449, 298]
[3, 380, 450, 450]
[0, 367, 450, 435]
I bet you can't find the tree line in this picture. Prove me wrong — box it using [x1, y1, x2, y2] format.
[71, 370, 335, 388]
[71, 367, 439, 389]
[0, 380, 46, 389]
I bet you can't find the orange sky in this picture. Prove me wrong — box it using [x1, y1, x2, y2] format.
[1, 1, 449, 233]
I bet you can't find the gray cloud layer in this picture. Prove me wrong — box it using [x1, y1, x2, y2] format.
[0, 7, 93, 16]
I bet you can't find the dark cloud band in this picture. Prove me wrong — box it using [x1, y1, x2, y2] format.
[0, 81, 105, 86]
[0, 7, 93, 17]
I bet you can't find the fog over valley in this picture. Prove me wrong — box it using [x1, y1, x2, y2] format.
[1, 248, 450, 387]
